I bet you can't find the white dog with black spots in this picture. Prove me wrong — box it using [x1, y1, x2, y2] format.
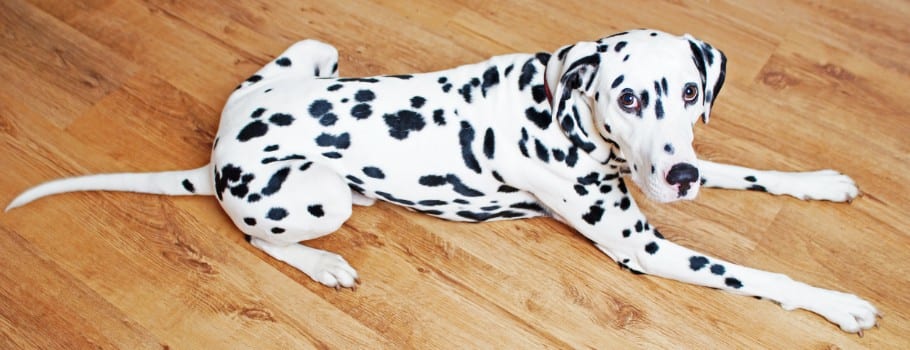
[7, 29, 878, 334]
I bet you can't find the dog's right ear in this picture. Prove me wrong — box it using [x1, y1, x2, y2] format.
[545, 42, 611, 163]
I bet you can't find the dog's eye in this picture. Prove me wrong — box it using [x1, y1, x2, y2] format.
[683, 83, 699, 104]
[618, 92, 640, 113]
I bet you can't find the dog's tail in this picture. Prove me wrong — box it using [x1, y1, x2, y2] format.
[5, 164, 213, 212]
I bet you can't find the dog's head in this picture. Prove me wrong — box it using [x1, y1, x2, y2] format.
[545, 30, 726, 202]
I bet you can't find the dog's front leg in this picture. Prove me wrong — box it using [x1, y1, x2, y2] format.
[534, 176, 878, 333]
[698, 160, 859, 202]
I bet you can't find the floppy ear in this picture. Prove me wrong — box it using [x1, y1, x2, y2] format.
[684, 34, 727, 124]
[545, 42, 611, 162]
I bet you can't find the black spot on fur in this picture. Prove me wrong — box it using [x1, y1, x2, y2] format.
[271, 227, 285, 234]
[725, 278, 743, 289]
[534, 139, 549, 162]
[337, 78, 379, 83]
[574, 185, 588, 196]
[182, 179, 195, 193]
[433, 109, 446, 125]
[611, 75, 625, 89]
[315, 132, 351, 149]
[481, 66, 500, 97]
[411, 96, 426, 108]
[267, 207, 289, 221]
[237, 121, 269, 142]
[322, 152, 342, 159]
[376, 191, 415, 206]
[497, 185, 520, 193]
[744, 176, 757, 182]
[689, 256, 709, 271]
[710, 264, 726, 275]
[518, 58, 536, 91]
[355, 90, 376, 102]
[308, 205, 325, 218]
[459, 121, 482, 173]
[441, 83, 452, 93]
[251, 108, 266, 119]
[246, 75, 262, 83]
[447, 174, 484, 197]
[655, 99, 664, 119]
[622, 229, 631, 238]
[327, 84, 343, 91]
[362, 166, 385, 179]
[276, 57, 291, 67]
[264, 145, 279, 152]
[645, 242, 659, 254]
[582, 205, 605, 225]
[269, 113, 295, 126]
[261, 167, 291, 196]
[309, 100, 333, 117]
[386, 74, 413, 79]
[247, 193, 261, 203]
[531, 85, 547, 103]
[243, 217, 256, 226]
[483, 128, 495, 159]
[418, 175, 447, 187]
[747, 184, 767, 192]
[618, 197, 631, 210]
[345, 175, 364, 185]
[614, 41, 627, 52]
[664, 143, 674, 154]
[525, 107, 551, 129]
[458, 83, 473, 103]
[351, 104, 372, 119]
[418, 199, 447, 206]
[384, 110, 426, 140]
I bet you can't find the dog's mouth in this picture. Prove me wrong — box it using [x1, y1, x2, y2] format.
[627, 161, 701, 203]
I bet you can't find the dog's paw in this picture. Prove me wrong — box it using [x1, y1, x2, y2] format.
[773, 170, 859, 202]
[780, 284, 879, 334]
[310, 251, 360, 289]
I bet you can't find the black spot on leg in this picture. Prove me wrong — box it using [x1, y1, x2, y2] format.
[271, 227, 285, 234]
[710, 264, 726, 275]
[689, 256, 709, 271]
[644, 242, 659, 254]
[182, 179, 196, 193]
[243, 217, 257, 226]
[747, 184, 767, 192]
[307, 205, 325, 218]
[725, 277, 743, 289]
[261, 167, 291, 196]
[744, 176, 757, 182]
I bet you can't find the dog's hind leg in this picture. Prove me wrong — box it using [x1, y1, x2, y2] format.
[216, 160, 358, 288]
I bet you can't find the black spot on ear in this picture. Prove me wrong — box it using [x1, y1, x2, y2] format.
[275, 57, 292, 67]
[307, 205, 325, 218]
[689, 256, 709, 271]
[237, 121, 269, 142]
[182, 179, 196, 193]
[267, 208, 289, 221]
[243, 217, 257, 226]
[261, 167, 291, 196]
[363, 166, 385, 179]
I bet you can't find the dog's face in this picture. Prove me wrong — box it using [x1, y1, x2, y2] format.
[546, 30, 726, 203]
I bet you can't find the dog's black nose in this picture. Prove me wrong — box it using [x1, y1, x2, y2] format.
[666, 163, 699, 197]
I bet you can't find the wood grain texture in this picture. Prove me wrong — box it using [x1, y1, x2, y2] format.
[1, 0, 908, 348]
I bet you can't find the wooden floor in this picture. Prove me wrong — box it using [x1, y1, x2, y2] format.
[1, 0, 908, 348]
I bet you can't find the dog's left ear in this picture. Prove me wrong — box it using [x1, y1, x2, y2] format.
[684, 34, 726, 124]
[545, 42, 611, 161]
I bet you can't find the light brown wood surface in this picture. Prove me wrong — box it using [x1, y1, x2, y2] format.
[1, 0, 908, 348]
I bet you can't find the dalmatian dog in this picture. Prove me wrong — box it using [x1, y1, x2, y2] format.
[6, 29, 879, 334]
